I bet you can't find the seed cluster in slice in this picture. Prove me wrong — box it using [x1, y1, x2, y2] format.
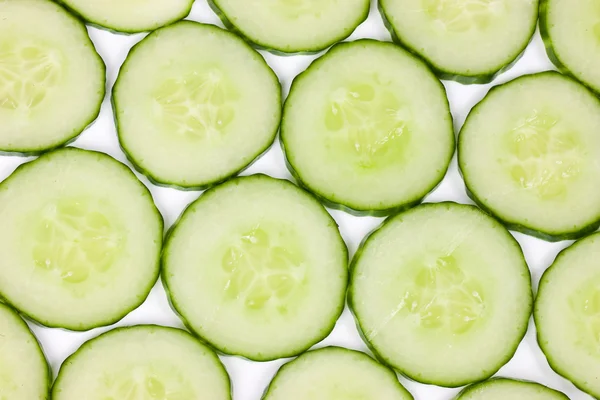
[350, 203, 532, 386]
[457, 378, 569, 400]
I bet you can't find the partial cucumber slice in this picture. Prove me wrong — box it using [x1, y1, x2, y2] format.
[349, 203, 532, 387]
[535, 232, 600, 399]
[457, 378, 569, 400]
[459, 72, 600, 241]
[58, 0, 193, 33]
[0, 303, 49, 400]
[0, 148, 163, 330]
[114, 21, 281, 189]
[163, 175, 347, 361]
[263, 347, 413, 400]
[282, 40, 453, 216]
[52, 326, 231, 399]
[208, 0, 369, 54]
[0, 0, 105, 154]
[540, 0, 600, 93]
[379, 0, 538, 83]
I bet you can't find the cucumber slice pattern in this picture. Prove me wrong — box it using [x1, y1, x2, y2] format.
[163, 175, 348, 361]
[263, 347, 413, 400]
[457, 378, 569, 400]
[208, 0, 370, 54]
[114, 22, 281, 190]
[349, 203, 532, 387]
[0, 303, 50, 400]
[282, 40, 454, 216]
[535, 233, 600, 398]
[0, 0, 105, 154]
[58, 0, 193, 33]
[52, 326, 231, 399]
[379, 0, 538, 83]
[0, 148, 163, 330]
[459, 72, 600, 241]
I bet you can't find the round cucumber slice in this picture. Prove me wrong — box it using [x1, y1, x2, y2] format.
[0, 303, 50, 400]
[0, 148, 163, 330]
[0, 0, 105, 155]
[456, 378, 569, 400]
[163, 175, 348, 361]
[113, 21, 281, 190]
[379, 0, 538, 83]
[208, 0, 369, 54]
[540, 0, 600, 94]
[58, 0, 193, 33]
[349, 202, 532, 387]
[535, 232, 600, 399]
[459, 72, 600, 241]
[263, 347, 413, 400]
[281, 40, 454, 216]
[52, 325, 231, 399]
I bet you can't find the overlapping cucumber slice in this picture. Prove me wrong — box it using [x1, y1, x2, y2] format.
[457, 378, 569, 400]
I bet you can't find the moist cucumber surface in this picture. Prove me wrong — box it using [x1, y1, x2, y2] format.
[282, 39, 453, 215]
[52, 325, 231, 399]
[459, 72, 600, 241]
[457, 378, 569, 399]
[0, 0, 105, 154]
[58, 0, 193, 33]
[208, 0, 370, 54]
[0, 148, 163, 330]
[378, 0, 538, 83]
[113, 21, 281, 190]
[163, 175, 348, 361]
[263, 347, 413, 400]
[535, 232, 600, 398]
[0, 303, 49, 400]
[349, 202, 532, 387]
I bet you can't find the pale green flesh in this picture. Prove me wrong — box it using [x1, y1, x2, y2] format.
[458, 379, 568, 400]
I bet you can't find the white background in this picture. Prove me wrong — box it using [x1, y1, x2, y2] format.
[0, 1, 593, 399]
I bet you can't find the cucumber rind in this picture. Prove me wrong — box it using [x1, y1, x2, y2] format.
[458, 71, 600, 242]
[207, 0, 370, 55]
[455, 378, 569, 399]
[113, 21, 282, 191]
[377, 0, 538, 84]
[348, 202, 533, 387]
[162, 174, 349, 361]
[0, 147, 164, 331]
[281, 39, 455, 216]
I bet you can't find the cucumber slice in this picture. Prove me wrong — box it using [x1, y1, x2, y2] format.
[208, 0, 370, 54]
[349, 203, 532, 387]
[0, 0, 105, 155]
[0, 303, 49, 400]
[113, 21, 281, 190]
[456, 378, 569, 400]
[263, 347, 413, 400]
[459, 72, 600, 241]
[163, 175, 348, 361]
[535, 232, 600, 399]
[379, 0, 538, 83]
[52, 325, 231, 399]
[281, 40, 454, 216]
[540, 0, 600, 94]
[58, 0, 193, 33]
[0, 148, 163, 330]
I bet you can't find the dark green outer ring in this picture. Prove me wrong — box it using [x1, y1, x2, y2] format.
[455, 377, 569, 399]
[348, 202, 533, 387]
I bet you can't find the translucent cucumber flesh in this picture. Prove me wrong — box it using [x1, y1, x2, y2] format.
[422, 0, 503, 33]
[458, 379, 568, 400]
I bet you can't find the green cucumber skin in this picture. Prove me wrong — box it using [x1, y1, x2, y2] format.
[455, 378, 569, 399]
[261, 346, 415, 400]
[207, 0, 370, 55]
[377, 0, 539, 85]
[112, 21, 282, 191]
[51, 325, 233, 399]
[458, 71, 600, 242]
[161, 174, 349, 362]
[0, 147, 164, 331]
[281, 39, 455, 217]
[534, 233, 600, 399]
[348, 202, 533, 387]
